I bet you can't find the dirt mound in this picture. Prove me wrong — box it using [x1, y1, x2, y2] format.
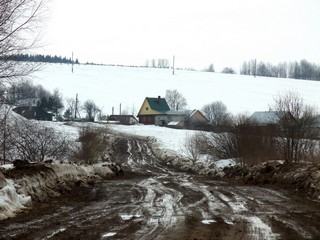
[3, 161, 54, 179]
[223, 162, 320, 200]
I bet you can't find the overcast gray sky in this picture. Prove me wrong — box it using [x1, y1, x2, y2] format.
[39, 0, 320, 71]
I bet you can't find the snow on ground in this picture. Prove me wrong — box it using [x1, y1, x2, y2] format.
[0, 176, 31, 220]
[108, 124, 236, 173]
[0, 162, 113, 220]
[109, 124, 194, 156]
[32, 64, 320, 116]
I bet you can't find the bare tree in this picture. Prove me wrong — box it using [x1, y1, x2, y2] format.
[157, 59, 169, 68]
[202, 101, 230, 128]
[63, 97, 77, 120]
[203, 63, 215, 72]
[165, 89, 187, 111]
[269, 90, 318, 162]
[83, 99, 99, 122]
[0, 0, 46, 84]
[184, 133, 201, 163]
[0, 105, 13, 164]
[0, 0, 46, 163]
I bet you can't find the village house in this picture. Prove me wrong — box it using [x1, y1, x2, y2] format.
[137, 96, 209, 129]
[137, 96, 170, 125]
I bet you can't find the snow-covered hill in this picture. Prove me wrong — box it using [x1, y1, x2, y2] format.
[32, 64, 320, 116]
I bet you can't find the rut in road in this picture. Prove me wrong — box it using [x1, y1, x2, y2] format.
[1, 136, 320, 240]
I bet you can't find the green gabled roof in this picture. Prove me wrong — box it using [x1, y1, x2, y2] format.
[147, 97, 170, 113]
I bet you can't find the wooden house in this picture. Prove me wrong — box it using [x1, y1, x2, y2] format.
[137, 96, 170, 125]
[137, 96, 209, 129]
[185, 110, 210, 129]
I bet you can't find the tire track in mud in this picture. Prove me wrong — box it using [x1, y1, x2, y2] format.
[2, 135, 320, 239]
[122, 137, 320, 239]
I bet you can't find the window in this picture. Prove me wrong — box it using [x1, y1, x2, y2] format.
[146, 107, 149, 110]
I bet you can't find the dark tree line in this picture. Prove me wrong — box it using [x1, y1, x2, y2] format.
[0, 54, 79, 64]
[240, 59, 320, 80]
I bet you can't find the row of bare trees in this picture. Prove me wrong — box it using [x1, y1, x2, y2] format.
[240, 59, 320, 80]
[185, 91, 320, 166]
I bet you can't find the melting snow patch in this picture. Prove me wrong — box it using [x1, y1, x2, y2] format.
[43, 228, 66, 239]
[0, 164, 14, 170]
[202, 219, 216, 224]
[0, 179, 31, 220]
[247, 216, 279, 239]
[102, 232, 117, 238]
[225, 220, 235, 225]
[120, 214, 141, 221]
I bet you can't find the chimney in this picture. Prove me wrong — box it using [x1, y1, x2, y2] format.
[157, 96, 161, 104]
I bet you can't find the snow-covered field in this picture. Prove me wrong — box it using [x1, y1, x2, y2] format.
[32, 64, 320, 116]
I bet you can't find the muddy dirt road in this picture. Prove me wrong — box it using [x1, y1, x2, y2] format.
[1, 136, 320, 239]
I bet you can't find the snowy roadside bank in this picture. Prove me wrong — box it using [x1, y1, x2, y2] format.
[0, 162, 114, 220]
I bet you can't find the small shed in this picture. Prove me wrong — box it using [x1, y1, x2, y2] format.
[248, 111, 283, 125]
[185, 110, 209, 127]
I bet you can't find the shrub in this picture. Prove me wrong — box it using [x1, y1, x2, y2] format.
[73, 127, 111, 164]
[9, 119, 70, 162]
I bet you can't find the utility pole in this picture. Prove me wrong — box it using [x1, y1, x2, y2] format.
[71, 52, 74, 73]
[74, 94, 79, 119]
[172, 55, 175, 75]
[254, 58, 257, 78]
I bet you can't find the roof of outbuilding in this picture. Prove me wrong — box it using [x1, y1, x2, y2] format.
[146, 97, 170, 113]
[249, 111, 282, 125]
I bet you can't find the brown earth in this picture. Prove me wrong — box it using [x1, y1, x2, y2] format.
[1, 135, 320, 240]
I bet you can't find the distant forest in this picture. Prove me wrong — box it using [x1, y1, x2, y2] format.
[0, 54, 79, 64]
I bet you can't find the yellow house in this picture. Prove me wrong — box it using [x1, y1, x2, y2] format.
[137, 96, 170, 125]
[137, 96, 209, 129]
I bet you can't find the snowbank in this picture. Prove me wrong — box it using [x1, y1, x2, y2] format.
[0, 162, 114, 220]
[0, 172, 31, 220]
